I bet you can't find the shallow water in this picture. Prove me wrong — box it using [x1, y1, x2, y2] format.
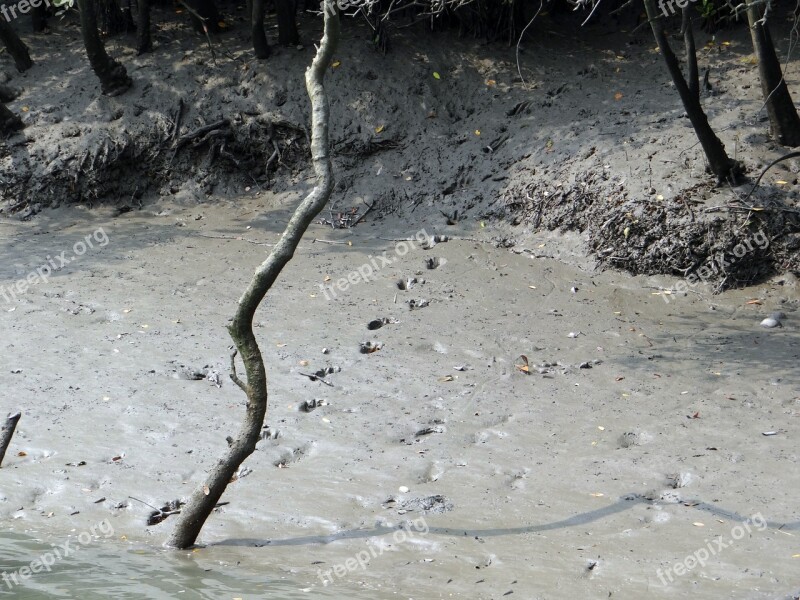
[0, 531, 341, 599]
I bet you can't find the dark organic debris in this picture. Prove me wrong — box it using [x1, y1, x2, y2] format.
[415, 424, 446, 436]
[299, 399, 328, 413]
[368, 317, 398, 330]
[397, 494, 453, 514]
[299, 365, 341, 385]
[145, 499, 184, 526]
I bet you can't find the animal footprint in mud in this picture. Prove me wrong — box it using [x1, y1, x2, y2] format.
[407, 298, 430, 310]
[360, 341, 383, 353]
[423, 235, 449, 250]
[397, 277, 419, 291]
[509, 468, 530, 490]
[273, 442, 316, 468]
[421, 461, 445, 483]
[299, 398, 328, 413]
[425, 257, 445, 270]
[618, 430, 652, 448]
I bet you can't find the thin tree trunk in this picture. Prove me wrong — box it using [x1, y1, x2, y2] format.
[0, 84, 18, 102]
[76, 0, 132, 96]
[250, 0, 270, 59]
[0, 412, 21, 467]
[0, 18, 34, 72]
[746, 0, 800, 147]
[275, 0, 298, 46]
[644, 0, 743, 183]
[166, 0, 340, 550]
[137, 0, 152, 54]
[31, 5, 48, 33]
[682, 6, 699, 101]
[99, 0, 135, 35]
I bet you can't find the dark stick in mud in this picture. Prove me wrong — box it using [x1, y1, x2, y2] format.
[166, 0, 340, 549]
[0, 411, 21, 467]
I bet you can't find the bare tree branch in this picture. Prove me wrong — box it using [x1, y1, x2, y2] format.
[166, 0, 341, 549]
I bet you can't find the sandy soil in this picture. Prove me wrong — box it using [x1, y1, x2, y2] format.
[1, 193, 798, 599]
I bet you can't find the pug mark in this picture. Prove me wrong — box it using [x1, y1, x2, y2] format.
[426, 257, 445, 270]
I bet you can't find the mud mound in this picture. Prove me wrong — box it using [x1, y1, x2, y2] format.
[494, 164, 800, 290]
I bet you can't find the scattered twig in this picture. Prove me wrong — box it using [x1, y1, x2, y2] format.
[174, 119, 230, 153]
[298, 372, 334, 386]
[312, 238, 350, 245]
[192, 233, 276, 246]
[170, 98, 185, 142]
[350, 201, 375, 227]
[230, 350, 248, 393]
[177, 0, 217, 63]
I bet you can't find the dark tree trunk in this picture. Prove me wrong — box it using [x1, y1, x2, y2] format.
[136, 0, 152, 53]
[644, 0, 742, 183]
[682, 6, 699, 101]
[184, 0, 222, 33]
[746, 0, 800, 147]
[0, 412, 21, 465]
[249, 0, 270, 59]
[76, 0, 132, 96]
[275, 0, 298, 46]
[99, 0, 135, 35]
[0, 84, 18, 102]
[31, 5, 49, 33]
[166, 0, 340, 550]
[0, 102, 23, 138]
[0, 18, 34, 72]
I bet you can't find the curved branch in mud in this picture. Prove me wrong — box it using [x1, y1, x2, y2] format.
[166, 0, 340, 550]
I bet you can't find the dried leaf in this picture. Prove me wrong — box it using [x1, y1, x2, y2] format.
[203, 485, 210, 495]
[375, 125, 385, 134]
[439, 375, 455, 382]
[614, 92, 623, 100]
